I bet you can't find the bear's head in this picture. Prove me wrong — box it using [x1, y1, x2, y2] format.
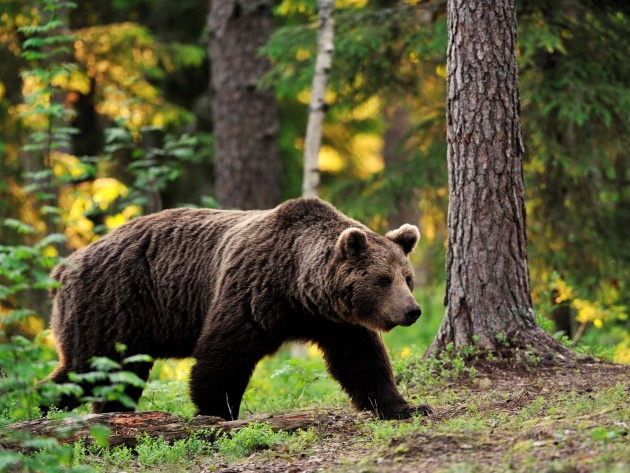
[333, 224, 422, 332]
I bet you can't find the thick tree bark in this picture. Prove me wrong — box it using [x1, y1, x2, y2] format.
[302, 0, 335, 198]
[427, 0, 572, 358]
[209, 0, 282, 210]
[1, 412, 316, 451]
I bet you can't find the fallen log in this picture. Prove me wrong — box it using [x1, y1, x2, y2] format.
[1, 411, 317, 451]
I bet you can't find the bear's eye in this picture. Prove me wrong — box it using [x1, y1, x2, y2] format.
[378, 277, 392, 288]
[406, 276, 414, 289]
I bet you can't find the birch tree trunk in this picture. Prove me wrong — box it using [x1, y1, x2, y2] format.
[427, 0, 573, 359]
[302, 0, 335, 198]
[209, 0, 282, 210]
[291, 0, 335, 359]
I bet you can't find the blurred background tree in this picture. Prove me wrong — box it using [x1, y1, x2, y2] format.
[0, 0, 628, 361]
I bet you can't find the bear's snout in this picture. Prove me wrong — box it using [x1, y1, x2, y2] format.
[402, 305, 422, 325]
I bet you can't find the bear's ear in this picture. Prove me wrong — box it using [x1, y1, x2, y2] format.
[386, 224, 420, 255]
[336, 227, 368, 258]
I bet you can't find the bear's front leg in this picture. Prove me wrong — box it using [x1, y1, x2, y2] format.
[313, 323, 432, 420]
[190, 320, 275, 420]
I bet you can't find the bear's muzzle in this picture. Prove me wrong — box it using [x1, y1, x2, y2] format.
[401, 305, 422, 326]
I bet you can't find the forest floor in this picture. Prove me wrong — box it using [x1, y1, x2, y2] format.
[209, 360, 629, 473]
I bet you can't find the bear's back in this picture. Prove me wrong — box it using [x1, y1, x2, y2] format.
[50, 208, 257, 357]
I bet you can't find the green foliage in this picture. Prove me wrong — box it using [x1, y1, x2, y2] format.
[103, 123, 211, 213]
[18, 0, 78, 166]
[134, 432, 209, 466]
[0, 334, 56, 422]
[243, 351, 345, 415]
[140, 378, 195, 418]
[392, 342, 478, 394]
[73, 440, 131, 472]
[0, 0, 628, 470]
[217, 422, 289, 460]
[68, 351, 152, 410]
[0, 231, 61, 299]
[519, 1, 630, 331]
[264, 3, 447, 104]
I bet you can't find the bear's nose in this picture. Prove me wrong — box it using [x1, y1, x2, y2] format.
[404, 306, 422, 322]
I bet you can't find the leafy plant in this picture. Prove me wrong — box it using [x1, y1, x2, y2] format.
[216, 422, 289, 460]
[135, 432, 209, 466]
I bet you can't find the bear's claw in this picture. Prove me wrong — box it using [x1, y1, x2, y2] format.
[413, 404, 433, 416]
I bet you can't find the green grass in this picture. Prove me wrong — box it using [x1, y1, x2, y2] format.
[138, 286, 445, 418]
[2, 286, 628, 472]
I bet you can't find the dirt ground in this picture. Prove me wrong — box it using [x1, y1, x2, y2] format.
[209, 360, 630, 473]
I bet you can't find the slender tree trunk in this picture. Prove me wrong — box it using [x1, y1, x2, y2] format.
[292, 0, 336, 359]
[302, 0, 335, 198]
[427, 0, 572, 358]
[209, 0, 282, 210]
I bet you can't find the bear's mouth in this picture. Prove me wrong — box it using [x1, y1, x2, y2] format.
[377, 320, 398, 332]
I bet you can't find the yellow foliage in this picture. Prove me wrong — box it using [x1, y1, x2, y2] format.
[400, 346, 412, 359]
[573, 298, 606, 326]
[92, 178, 128, 209]
[50, 69, 91, 94]
[104, 205, 142, 231]
[39, 329, 56, 349]
[42, 245, 58, 258]
[296, 89, 337, 106]
[297, 89, 310, 105]
[73, 23, 191, 133]
[294, 136, 305, 151]
[103, 213, 127, 230]
[352, 133, 384, 176]
[552, 276, 575, 303]
[338, 0, 368, 7]
[155, 359, 194, 381]
[351, 96, 380, 121]
[55, 168, 140, 248]
[52, 152, 88, 180]
[319, 145, 344, 173]
[613, 335, 630, 364]
[546, 275, 627, 333]
[295, 48, 311, 61]
[419, 210, 440, 244]
[435, 64, 447, 79]
[8, 180, 46, 235]
[307, 343, 323, 359]
[0, 310, 45, 339]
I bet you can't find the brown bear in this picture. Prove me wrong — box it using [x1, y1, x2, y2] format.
[46, 197, 431, 420]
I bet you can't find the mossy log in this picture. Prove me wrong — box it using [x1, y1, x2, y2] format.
[0, 411, 316, 451]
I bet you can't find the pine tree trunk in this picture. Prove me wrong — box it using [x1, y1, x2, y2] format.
[427, 0, 573, 359]
[209, 0, 282, 210]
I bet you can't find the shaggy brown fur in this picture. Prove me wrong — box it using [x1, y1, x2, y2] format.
[46, 197, 430, 420]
